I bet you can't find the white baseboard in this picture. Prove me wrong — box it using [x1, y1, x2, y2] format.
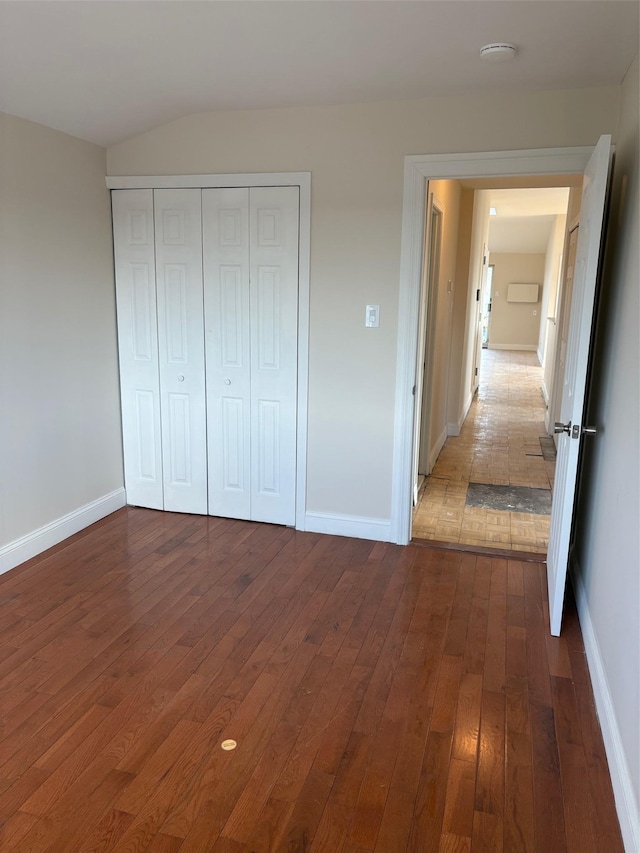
[487, 343, 538, 351]
[303, 511, 392, 542]
[429, 425, 448, 472]
[0, 488, 126, 576]
[448, 390, 474, 438]
[570, 559, 639, 853]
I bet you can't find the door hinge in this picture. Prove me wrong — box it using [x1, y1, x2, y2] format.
[412, 385, 416, 396]
[476, 289, 481, 301]
[475, 367, 478, 376]
[488, 302, 492, 312]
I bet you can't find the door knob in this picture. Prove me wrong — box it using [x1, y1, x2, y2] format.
[554, 421, 571, 435]
[177, 375, 185, 382]
[224, 379, 231, 386]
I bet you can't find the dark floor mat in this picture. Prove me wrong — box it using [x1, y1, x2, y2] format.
[466, 482, 552, 514]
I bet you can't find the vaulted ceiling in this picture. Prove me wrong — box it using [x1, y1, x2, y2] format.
[0, 1, 637, 147]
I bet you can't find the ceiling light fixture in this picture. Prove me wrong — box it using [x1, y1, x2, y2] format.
[480, 43, 517, 62]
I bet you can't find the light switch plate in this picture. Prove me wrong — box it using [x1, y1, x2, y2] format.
[365, 304, 380, 328]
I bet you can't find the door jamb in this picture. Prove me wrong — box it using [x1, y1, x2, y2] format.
[106, 172, 311, 532]
[390, 148, 594, 545]
[418, 194, 444, 481]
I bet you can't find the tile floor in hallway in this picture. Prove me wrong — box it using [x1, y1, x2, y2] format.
[412, 349, 555, 553]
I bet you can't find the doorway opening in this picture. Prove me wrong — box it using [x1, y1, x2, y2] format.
[392, 139, 612, 638]
[411, 183, 576, 553]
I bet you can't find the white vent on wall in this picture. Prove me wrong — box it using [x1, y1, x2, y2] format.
[507, 283, 539, 303]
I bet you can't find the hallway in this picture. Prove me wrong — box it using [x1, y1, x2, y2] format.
[412, 350, 554, 553]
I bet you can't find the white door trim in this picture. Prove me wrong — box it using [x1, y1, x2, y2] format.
[107, 172, 311, 532]
[391, 147, 593, 545]
[106, 173, 311, 190]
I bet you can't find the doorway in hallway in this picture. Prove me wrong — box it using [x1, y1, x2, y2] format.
[412, 349, 554, 553]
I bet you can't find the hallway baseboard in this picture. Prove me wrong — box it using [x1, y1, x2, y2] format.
[487, 343, 538, 351]
[448, 391, 474, 437]
[429, 425, 448, 472]
[541, 379, 550, 404]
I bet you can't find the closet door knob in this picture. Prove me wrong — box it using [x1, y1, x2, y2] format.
[224, 379, 231, 386]
[177, 375, 185, 382]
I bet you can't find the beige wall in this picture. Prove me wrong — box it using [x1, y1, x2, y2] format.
[108, 86, 620, 521]
[573, 57, 639, 849]
[487, 253, 546, 349]
[448, 188, 474, 432]
[0, 114, 123, 548]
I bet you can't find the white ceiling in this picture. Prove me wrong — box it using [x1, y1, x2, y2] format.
[0, 1, 637, 147]
[487, 187, 570, 253]
[487, 187, 571, 217]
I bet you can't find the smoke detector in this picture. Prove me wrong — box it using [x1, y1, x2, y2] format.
[480, 43, 517, 62]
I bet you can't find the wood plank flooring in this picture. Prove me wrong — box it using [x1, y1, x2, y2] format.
[0, 508, 622, 851]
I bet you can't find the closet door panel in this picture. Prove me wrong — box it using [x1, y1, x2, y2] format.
[112, 189, 163, 510]
[250, 187, 299, 525]
[203, 189, 251, 518]
[154, 189, 207, 514]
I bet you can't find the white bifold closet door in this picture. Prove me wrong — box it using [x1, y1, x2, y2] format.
[154, 189, 207, 514]
[113, 188, 207, 515]
[112, 189, 163, 510]
[203, 187, 299, 525]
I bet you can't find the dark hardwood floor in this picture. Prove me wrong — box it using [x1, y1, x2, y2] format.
[0, 508, 622, 851]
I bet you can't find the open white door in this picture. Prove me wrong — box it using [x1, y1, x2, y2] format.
[411, 191, 435, 506]
[547, 134, 612, 636]
[471, 244, 489, 396]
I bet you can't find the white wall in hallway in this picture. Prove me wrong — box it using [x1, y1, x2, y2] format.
[488, 253, 546, 349]
[538, 213, 567, 374]
[447, 188, 475, 433]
